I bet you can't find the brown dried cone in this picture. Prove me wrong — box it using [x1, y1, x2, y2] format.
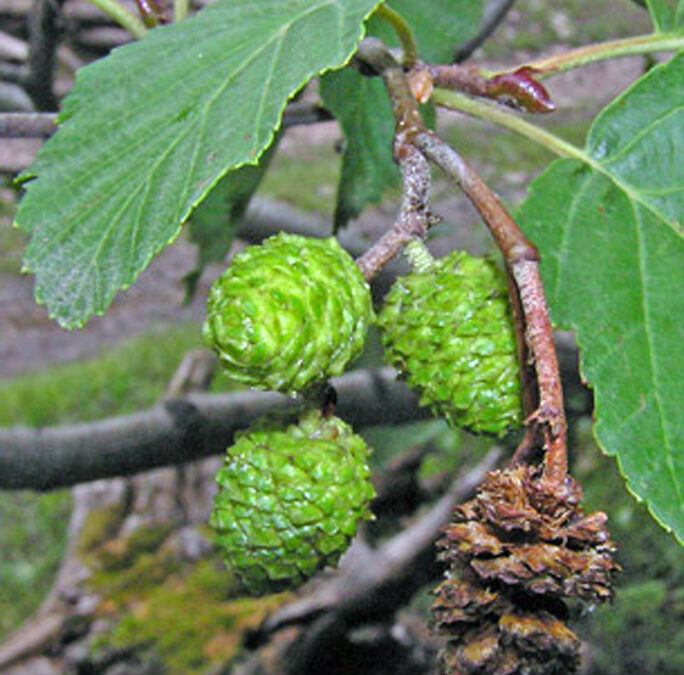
[432, 464, 620, 674]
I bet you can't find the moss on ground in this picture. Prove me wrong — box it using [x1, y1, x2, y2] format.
[88, 534, 290, 674]
[91, 523, 174, 573]
[76, 504, 128, 558]
[72, 493, 293, 673]
[0, 490, 72, 640]
[0, 324, 221, 641]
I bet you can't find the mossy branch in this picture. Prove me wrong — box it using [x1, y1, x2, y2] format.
[355, 140, 432, 281]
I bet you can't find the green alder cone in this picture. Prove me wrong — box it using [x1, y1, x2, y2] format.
[210, 409, 375, 595]
[202, 232, 373, 394]
[378, 249, 522, 436]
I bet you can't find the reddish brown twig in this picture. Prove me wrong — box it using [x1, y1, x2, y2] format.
[412, 130, 567, 484]
[422, 63, 555, 114]
[354, 38, 426, 135]
[504, 265, 538, 452]
[353, 38, 568, 486]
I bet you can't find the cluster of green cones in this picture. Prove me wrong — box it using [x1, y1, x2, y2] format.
[203, 233, 522, 594]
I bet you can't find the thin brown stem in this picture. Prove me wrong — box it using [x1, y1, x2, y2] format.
[504, 266, 537, 419]
[426, 63, 555, 114]
[352, 38, 430, 281]
[355, 140, 431, 281]
[427, 64, 490, 98]
[412, 130, 530, 259]
[355, 38, 425, 137]
[512, 262, 566, 481]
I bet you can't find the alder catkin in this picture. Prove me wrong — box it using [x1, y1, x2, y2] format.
[379, 249, 522, 435]
[203, 233, 374, 395]
[210, 409, 375, 595]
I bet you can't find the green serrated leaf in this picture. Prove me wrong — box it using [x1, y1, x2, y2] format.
[16, 0, 382, 328]
[183, 134, 280, 300]
[320, 69, 399, 229]
[517, 53, 684, 542]
[645, 0, 684, 32]
[321, 0, 482, 230]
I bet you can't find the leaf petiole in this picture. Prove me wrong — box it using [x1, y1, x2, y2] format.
[174, 0, 190, 23]
[84, 0, 147, 39]
[517, 32, 684, 77]
[372, 3, 419, 67]
[431, 88, 585, 161]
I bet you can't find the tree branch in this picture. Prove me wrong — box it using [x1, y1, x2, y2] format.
[0, 110, 55, 136]
[0, 368, 428, 491]
[355, 38, 425, 135]
[424, 62, 555, 114]
[411, 130, 567, 483]
[354, 38, 568, 486]
[0, 102, 331, 143]
[24, 0, 66, 111]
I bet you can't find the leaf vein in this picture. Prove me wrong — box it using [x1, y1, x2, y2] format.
[631, 198, 684, 506]
[553, 170, 594, 307]
[598, 104, 684, 165]
[573, 148, 684, 238]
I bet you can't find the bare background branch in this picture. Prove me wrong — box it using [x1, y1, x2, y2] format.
[454, 0, 517, 62]
[0, 368, 429, 491]
[0, 109, 53, 134]
[23, 0, 66, 109]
